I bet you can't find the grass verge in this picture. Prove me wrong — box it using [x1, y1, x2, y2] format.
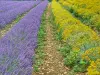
[33, 8, 47, 72]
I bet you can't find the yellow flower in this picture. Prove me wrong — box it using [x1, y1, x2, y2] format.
[59, 0, 100, 29]
[52, 1, 100, 73]
[87, 59, 100, 75]
[81, 47, 100, 61]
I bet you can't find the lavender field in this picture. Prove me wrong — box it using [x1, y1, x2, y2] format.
[0, 0, 100, 75]
[0, 1, 48, 75]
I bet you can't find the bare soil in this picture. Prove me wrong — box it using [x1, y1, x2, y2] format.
[32, 4, 69, 75]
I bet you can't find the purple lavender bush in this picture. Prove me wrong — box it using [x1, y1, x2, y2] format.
[0, 1, 40, 29]
[0, 1, 48, 75]
[0, 2, 16, 8]
[0, 1, 19, 7]
[0, 1, 34, 13]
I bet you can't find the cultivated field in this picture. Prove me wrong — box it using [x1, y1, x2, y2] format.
[0, 0, 100, 75]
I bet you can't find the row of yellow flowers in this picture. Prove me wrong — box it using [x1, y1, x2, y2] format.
[52, 1, 100, 74]
[59, 0, 100, 31]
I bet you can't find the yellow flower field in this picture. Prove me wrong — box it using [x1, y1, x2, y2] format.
[52, 1, 100, 74]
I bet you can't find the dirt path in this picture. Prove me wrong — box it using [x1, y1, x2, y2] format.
[32, 4, 69, 75]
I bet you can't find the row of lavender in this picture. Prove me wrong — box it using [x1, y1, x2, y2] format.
[0, 1, 41, 29]
[0, 1, 48, 75]
[0, 1, 21, 7]
[0, 1, 37, 13]
[0, 1, 21, 6]
[0, 0, 39, 1]
[0, 0, 42, 1]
